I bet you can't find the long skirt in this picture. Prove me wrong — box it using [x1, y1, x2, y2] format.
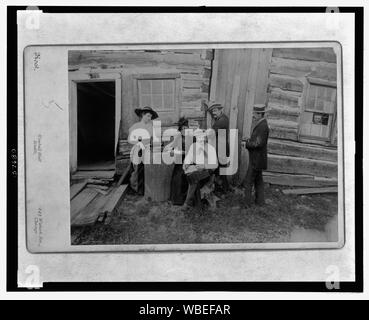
[129, 162, 144, 195]
[170, 164, 188, 205]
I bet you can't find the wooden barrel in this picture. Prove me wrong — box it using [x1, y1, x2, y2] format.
[144, 160, 174, 202]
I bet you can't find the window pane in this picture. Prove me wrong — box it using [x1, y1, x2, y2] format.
[323, 101, 334, 113]
[306, 86, 316, 109]
[326, 87, 336, 101]
[309, 85, 317, 98]
[138, 78, 176, 112]
[302, 83, 336, 141]
[163, 80, 175, 93]
[151, 80, 163, 94]
[324, 87, 331, 100]
[330, 88, 337, 103]
[164, 94, 174, 109]
[139, 80, 151, 94]
[315, 98, 324, 111]
[306, 96, 316, 109]
[152, 94, 163, 108]
[309, 124, 322, 137]
[316, 86, 326, 99]
[140, 94, 151, 107]
[312, 113, 329, 125]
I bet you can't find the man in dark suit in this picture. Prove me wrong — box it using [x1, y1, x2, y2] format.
[207, 101, 231, 193]
[245, 104, 269, 206]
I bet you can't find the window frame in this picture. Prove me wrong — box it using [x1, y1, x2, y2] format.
[138, 78, 176, 112]
[133, 73, 181, 122]
[298, 77, 337, 145]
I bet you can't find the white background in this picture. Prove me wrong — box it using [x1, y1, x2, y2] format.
[1, 0, 368, 299]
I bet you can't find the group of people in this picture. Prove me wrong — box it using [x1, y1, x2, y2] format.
[127, 101, 269, 209]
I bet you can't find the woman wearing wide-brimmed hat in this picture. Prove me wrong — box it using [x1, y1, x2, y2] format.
[128, 106, 159, 195]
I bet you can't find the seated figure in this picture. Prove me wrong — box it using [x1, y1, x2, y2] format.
[182, 129, 218, 210]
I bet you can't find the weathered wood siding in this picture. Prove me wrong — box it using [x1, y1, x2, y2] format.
[264, 47, 338, 181]
[210, 48, 272, 138]
[69, 50, 212, 138]
[266, 47, 337, 142]
[209, 48, 273, 182]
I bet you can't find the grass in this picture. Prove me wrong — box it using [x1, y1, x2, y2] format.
[71, 185, 338, 245]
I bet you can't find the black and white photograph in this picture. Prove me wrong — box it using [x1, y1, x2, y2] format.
[15, 7, 362, 290]
[68, 46, 341, 247]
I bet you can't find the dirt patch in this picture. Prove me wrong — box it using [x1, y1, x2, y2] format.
[72, 185, 338, 245]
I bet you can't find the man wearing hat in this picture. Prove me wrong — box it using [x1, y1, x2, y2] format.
[244, 104, 269, 207]
[206, 101, 231, 193]
[128, 106, 159, 195]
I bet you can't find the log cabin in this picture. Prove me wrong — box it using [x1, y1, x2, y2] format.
[68, 49, 212, 175]
[68, 47, 338, 188]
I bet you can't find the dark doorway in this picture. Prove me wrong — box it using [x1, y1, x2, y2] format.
[77, 81, 115, 169]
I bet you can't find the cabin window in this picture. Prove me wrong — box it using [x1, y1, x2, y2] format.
[299, 78, 337, 143]
[138, 79, 176, 111]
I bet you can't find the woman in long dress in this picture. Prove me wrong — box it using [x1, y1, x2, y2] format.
[164, 117, 191, 205]
[128, 106, 158, 195]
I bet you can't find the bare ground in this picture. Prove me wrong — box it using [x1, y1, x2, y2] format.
[71, 184, 338, 245]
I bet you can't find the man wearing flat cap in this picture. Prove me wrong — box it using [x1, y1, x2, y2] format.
[244, 104, 269, 207]
[206, 101, 231, 193]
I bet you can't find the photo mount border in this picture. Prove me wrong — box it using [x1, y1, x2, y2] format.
[7, 5, 363, 293]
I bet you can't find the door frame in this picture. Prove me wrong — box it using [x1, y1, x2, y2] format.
[68, 72, 122, 173]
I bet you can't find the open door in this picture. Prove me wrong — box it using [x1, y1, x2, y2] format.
[69, 72, 121, 173]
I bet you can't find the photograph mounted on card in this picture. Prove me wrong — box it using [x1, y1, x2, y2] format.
[24, 42, 344, 252]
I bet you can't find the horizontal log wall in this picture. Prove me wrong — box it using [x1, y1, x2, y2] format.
[268, 154, 337, 178]
[272, 48, 337, 63]
[69, 49, 212, 138]
[264, 47, 338, 181]
[265, 138, 338, 180]
[266, 47, 337, 142]
[268, 138, 337, 162]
